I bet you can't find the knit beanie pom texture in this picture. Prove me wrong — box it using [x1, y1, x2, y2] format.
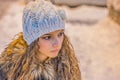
[23, 0, 66, 45]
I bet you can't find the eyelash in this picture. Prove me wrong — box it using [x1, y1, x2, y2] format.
[42, 32, 64, 40]
[42, 36, 51, 40]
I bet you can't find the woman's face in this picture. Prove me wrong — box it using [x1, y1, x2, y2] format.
[38, 29, 64, 61]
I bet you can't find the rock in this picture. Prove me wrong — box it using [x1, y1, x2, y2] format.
[107, 0, 120, 25]
[50, 0, 107, 7]
[65, 17, 120, 80]
[107, 0, 120, 11]
[62, 5, 108, 24]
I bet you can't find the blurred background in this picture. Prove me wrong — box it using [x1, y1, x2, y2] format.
[0, 0, 120, 80]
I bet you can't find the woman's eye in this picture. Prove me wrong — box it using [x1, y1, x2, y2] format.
[42, 36, 51, 40]
[58, 32, 64, 37]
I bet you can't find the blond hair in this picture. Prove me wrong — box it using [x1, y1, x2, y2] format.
[0, 32, 81, 80]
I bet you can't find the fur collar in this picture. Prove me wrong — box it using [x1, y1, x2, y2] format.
[0, 33, 81, 80]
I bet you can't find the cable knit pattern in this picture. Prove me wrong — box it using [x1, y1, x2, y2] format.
[23, 0, 65, 45]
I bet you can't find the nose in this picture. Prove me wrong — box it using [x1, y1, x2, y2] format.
[52, 37, 60, 47]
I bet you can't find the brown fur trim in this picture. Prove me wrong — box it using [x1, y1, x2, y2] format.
[0, 32, 81, 80]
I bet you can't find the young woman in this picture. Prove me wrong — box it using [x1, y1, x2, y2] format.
[0, 0, 81, 80]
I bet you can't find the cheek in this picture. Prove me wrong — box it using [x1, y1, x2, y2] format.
[38, 40, 51, 52]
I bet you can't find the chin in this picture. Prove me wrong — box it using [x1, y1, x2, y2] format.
[50, 53, 59, 58]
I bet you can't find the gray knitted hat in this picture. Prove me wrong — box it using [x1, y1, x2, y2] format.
[23, 0, 66, 45]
